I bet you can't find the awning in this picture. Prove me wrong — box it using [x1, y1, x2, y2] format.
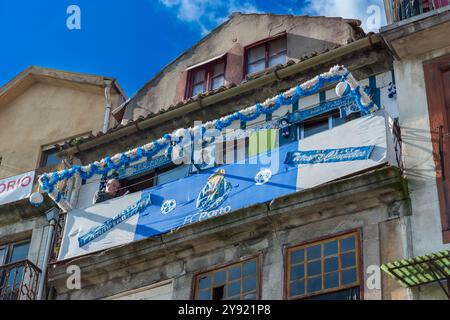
[185, 53, 226, 71]
[381, 250, 450, 298]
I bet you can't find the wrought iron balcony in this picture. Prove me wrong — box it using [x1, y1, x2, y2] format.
[390, 0, 450, 22]
[0, 260, 41, 300]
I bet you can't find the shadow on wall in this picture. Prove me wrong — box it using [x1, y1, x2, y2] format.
[287, 33, 341, 61]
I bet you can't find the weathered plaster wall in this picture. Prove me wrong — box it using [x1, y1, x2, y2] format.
[0, 82, 119, 179]
[124, 14, 364, 120]
[394, 45, 450, 299]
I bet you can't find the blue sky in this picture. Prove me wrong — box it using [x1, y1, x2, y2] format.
[0, 0, 386, 97]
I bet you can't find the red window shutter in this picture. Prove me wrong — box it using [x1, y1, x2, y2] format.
[423, 54, 450, 243]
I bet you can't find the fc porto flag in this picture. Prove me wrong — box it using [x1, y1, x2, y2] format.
[58, 112, 395, 261]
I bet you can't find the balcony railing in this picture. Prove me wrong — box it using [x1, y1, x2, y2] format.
[391, 0, 450, 22]
[0, 260, 41, 300]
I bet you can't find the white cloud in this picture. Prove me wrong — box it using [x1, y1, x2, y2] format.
[159, 0, 387, 35]
[158, 0, 261, 36]
[303, 0, 386, 32]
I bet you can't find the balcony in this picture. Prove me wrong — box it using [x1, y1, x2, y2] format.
[389, 0, 450, 22]
[0, 260, 41, 300]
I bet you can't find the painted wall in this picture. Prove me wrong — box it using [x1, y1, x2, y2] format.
[0, 81, 119, 180]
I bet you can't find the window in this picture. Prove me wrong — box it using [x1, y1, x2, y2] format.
[186, 59, 225, 99]
[39, 147, 62, 168]
[194, 257, 259, 300]
[286, 232, 361, 300]
[0, 240, 32, 300]
[296, 109, 361, 140]
[245, 35, 287, 75]
[0, 240, 30, 266]
[117, 163, 190, 194]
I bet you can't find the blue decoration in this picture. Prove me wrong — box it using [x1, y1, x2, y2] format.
[38, 68, 378, 207]
[388, 82, 397, 99]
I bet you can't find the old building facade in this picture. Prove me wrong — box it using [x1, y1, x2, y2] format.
[2, 9, 448, 301]
[38, 14, 415, 300]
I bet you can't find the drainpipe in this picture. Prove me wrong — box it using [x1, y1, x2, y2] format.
[36, 207, 59, 300]
[102, 79, 113, 133]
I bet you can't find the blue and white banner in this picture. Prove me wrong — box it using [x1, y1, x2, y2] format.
[285, 146, 374, 166]
[58, 112, 395, 261]
[288, 95, 356, 123]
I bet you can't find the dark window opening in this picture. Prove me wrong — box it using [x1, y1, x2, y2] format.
[116, 163, 190, 195]
[212, 286, 224, 300]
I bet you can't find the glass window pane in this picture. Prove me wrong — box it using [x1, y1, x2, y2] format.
[44, 152, 62, 167]
[0, 247, 6, 265]
[324, 240, 338, 256]
[228, 266, 241, 281]
[324, 256, 339, 273]
[243, 275, 256, 293]
[341, 252, 356, 269]
[341, 268, 357, 285]
[340, 236, 356, 253]
[199, 275, 211, 290]
[247, 60, 265, 74]
[303, 119, 330, 138]
[198, 290, 211, 300]
[248, 45, 265, 63]
[332, 114, 345, 127]
[307, 260, 322, 277]
[243, 260, 256, 276]
[290, 264, 305, 281]
[324, 272, 339, 289]
[227, 280, 241, 297]
[290, 280, 305, 297]
[243, 292, 256, 300]
[194, 69, 205, 83]
[269, 37, 286, 56]
[211, 75, 224, 90]
[307, 276, 322, 293]
[193, 83, 204, 96]
[10, 242, 30, 263]
[290, 249, 304, 264]
[157, 165, 189, 186]
[307, 244, 321, 261]
[214, 270, 226, 285]
[213, 62, 224, 76]
[268, 53, 286, 67]
[308, 287, 359, 300]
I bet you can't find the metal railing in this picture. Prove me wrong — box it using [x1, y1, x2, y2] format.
[0, 260, 41, 300]
[391, 0, 450, 22]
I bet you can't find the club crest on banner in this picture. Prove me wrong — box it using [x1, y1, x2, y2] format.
[196, 169, 232, 212]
